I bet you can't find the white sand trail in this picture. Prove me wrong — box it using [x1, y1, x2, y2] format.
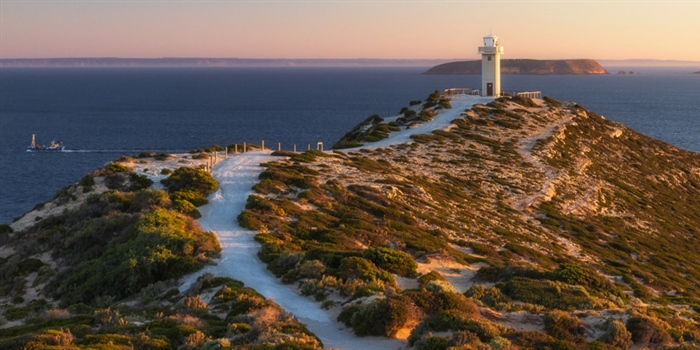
[180, 151, 405, 349]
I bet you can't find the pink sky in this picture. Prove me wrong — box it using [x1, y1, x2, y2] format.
[1, 1, 699, 61]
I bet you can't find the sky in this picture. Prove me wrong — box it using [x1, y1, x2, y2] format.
[1, 0, 699, 61]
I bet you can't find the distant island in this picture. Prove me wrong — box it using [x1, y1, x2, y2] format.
[694, 71, 700, 74]
[425, 59, 608, 75]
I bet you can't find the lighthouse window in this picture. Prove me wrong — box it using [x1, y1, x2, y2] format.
[488, 57, 492, 61]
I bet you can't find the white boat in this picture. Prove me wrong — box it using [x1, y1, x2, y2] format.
[27, 134, 65, 152]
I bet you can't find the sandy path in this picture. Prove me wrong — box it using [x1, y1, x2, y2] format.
[179, 151, 405, 350]
[363, 95, 494, 150]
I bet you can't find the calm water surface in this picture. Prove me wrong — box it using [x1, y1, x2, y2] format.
[1, 67, 698, 224]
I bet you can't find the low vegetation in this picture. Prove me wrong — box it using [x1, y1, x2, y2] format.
[2, 93, 700, 349]
[240, 95, 700, 348]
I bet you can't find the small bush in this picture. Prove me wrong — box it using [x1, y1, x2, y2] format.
[337, 256, 393, 284]
[173, 199, 202, 219]
[338, 294, 415, 337]
[0, 224, 14, 234]
[599, 319, 632, 349]
[543, 310, 585, 341]
[79, 174, 96, 187]
[418, 271, 447, 288]
[363, 247, 417, 277]
[626, 315, 672, 346]
[161, 167, 218, 196]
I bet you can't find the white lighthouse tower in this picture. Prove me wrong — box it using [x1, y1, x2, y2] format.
[478, 35, 504, 97]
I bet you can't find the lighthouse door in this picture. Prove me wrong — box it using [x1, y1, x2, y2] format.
[486, 83, 493, 96]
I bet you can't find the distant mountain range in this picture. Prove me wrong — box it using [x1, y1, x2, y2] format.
[424, 59, 608, 75]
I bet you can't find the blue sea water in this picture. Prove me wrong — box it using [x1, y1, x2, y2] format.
[1, 67, 699, 225]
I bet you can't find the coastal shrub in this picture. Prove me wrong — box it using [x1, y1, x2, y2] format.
[511, 95, 538, 108]
[0, 224, 13, 234]
[551, 264, 616, 292]
[49, 208, 220, 305]
[337, 256, 393, 284]
[161, 167, 218, 196]
[363, 247, 418, 277]
[543, 96, 561, 106]
[465, 285, 511, 310]
[413, 335, 451, 350]
[510, 331, 572, 349]
[501, 277, 594, 310]
[104, 172, 128, 190]
[338, 294, 415, 337]
[100, 162, 131, 175]
[418, 271, 447, 288]
[131, 189, 172, 211]
[173, 199, 202, 219]
[128, 173, 154, 191]
[409, 310, 501, 345]
[171, 189, 209, 207]
[543, 310, 585, 342]
[599, 319, 633, 349]
[626, 315, 672, 346]
[79, 174, 95, 187]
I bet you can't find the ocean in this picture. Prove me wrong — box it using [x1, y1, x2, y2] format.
[1, 67, 698, 225]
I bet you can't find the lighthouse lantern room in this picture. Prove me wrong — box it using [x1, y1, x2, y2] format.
[478, 35, 504, 97]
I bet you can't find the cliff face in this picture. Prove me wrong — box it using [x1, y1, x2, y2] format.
[425, 58, 608, 75]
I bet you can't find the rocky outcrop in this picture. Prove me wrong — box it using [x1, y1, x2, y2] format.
[425, 59, 608, 75]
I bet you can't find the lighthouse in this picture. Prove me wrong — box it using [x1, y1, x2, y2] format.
[478, 35, 503, 97]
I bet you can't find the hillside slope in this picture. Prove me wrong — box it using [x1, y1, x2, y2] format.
[1, 93, 699, 349]
[425, 59, 608, 75]
[241, 94, 700, 349]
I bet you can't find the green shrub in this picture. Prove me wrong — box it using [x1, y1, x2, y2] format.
[173, 199, 202, 219]
[511, 95, 538, 107]
[626, 315, 672, 346]
[543, 96, 561, 106]
[414, 335, 451, 350]
[101, 162, 131, 175]
[599, 319, 632, 349]
[161, 167, 218, 196]
[363, 247, 417, 277]
[0, 224, 12, 234]
[551, 264, 615, 292]
[338, 295, 414, 337]
[418, 271, 447, 288]
[501, 277, 594, 310]
[409, 310, 501, 345]
[171, 189, 209, 207]
[464, 285, 511, 310]
[544, 310, 585, 342]
[128, 173, 154, 191]
[337, 256, 393, 284]
[79, 174, 95, 187]
[50, 208, 220, 305]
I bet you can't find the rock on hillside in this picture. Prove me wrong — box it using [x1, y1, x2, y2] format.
[241, 94, 700, 349]
[425, 59, 608, 75]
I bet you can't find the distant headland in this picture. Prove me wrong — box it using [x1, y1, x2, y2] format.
[425, 59, 608, 75]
